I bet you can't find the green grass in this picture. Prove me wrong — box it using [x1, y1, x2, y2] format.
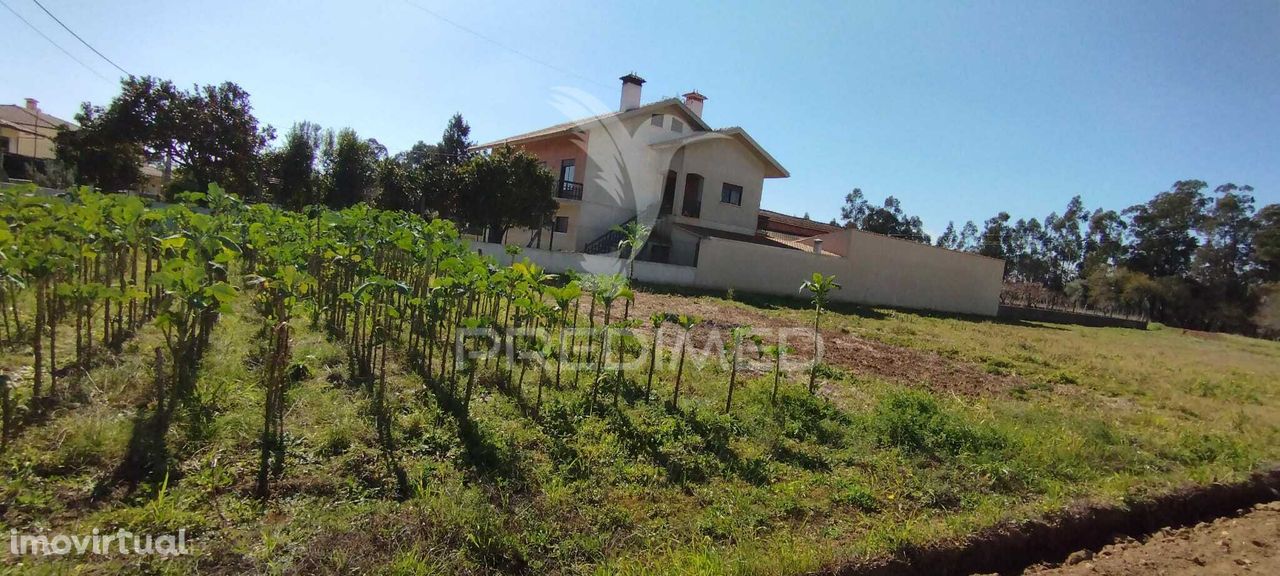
[3, 289, 1279, 574]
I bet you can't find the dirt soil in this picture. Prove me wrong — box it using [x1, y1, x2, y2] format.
[627, 291, 1021, 396]
[1023, 501, 1280, 575]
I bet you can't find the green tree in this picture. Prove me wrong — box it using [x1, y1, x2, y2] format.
[958, 220, 980, 252]
[54, 102, 142, 192]
[267, 121, 325, 209]
[935, 221, 959, 249]
[1044, 196, 1088, 289]
[89, 76, 274, 198]
[841, 188, 930, 243]
[1081, 208, 1127, 276]
[375, 154, 420, 213]
[979, 212, 1013, 261]
[438, 113, 474, 167]
[324, 128, 382, 208]
[458, 145, 557, 244]
[1124, 180, 1209, 278]
[1254, 204, 1280, 282]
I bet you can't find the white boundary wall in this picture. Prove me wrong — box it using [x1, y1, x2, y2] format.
[471, 242, 696, 286]
[473, 230, 1003, 317]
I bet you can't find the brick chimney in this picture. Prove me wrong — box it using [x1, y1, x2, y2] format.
[682, 91, 706, 117]
[24, 98, 38, 113]
[619, 73, 645, 112]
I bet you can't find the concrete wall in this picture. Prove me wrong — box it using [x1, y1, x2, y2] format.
[693, 237, 847, 298]
[471, 241, 696, 286]
[692, 231, 1004, 316]
[840, 229, 1005, 316]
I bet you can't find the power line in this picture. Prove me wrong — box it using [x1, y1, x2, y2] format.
[0, 0, 109, 81]
[399, 0, 609, 90]
[30, 0, 131, 76]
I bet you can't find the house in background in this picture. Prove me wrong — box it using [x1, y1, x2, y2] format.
[1, 98, 73, 179]
[472, 74, 790, 265]
[472, 74, 1006, 316]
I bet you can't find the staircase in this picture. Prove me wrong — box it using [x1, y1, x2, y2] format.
[583, 216, 637, 255]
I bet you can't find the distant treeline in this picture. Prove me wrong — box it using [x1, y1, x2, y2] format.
[38, 76, 557, 244]
[835, 184, 1279, 335]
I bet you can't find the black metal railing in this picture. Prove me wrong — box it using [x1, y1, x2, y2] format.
[584, 216, 636, 255]
[557, 180, 583, 200]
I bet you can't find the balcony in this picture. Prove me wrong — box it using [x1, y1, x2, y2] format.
[557, 180, 583, 200]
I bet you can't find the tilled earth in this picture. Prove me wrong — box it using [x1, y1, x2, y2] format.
[626, 291, 1022, 396]
[1023, 501, 1280, 575]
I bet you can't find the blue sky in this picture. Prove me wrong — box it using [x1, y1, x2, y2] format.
[4, 0, 1278, 234]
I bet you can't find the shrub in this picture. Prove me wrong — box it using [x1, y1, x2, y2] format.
[866, 390, 1005, 458]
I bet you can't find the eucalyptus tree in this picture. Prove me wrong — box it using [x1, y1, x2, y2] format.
[799, 273, 841, 394]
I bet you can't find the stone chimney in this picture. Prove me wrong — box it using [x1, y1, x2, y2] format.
[619, 73, 645, 112]
[682, 91, 706, 117]
[24, 98, 38, 113]
[813, 238, 824, 255]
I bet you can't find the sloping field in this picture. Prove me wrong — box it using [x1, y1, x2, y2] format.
[3, 259, 1279, 573]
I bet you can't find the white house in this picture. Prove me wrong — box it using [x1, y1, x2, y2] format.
[472, 74, 791, 266]
[472, 74, 1006, 317]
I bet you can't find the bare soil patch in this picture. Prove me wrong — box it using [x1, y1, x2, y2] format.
[626, 291, 1022, 396]
[828, 467, 1280, 576]
[1026, 501, 1280, 575]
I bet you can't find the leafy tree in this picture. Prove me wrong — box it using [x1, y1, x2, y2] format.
[1082, 209, 1127, 276]
[1254, 204, 1280, 282]
[438, 113, 474, 167]
[1007, 217, 1049, 282]
[840, 188, 929, 243]
[55, 102, 142, 191]
[375, 155, 420, 213]
[979, 212, 1013, 260]
[172, 82, 275, 198]
[958, 220, 980, 252]
[102, 76, 183, 182]
[267, 121, 325, 209]
[1124, 180, 1209, 278]
[935, 221, 959, 249]
[1192, 184, 1257, 330]
[458, 145, 557, 244]
[324, 128, 382, 208]
[82, 76, 274, 198]
[1043, 196, 1088, 289]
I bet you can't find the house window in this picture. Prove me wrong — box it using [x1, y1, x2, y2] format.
[650, 114, 663, 127]
[720, 183, 743, 206]
[553, 216, 569, 233]
[682, 173, 703, 218]
[671, 119, 684, 133]
[0, 136, 9, 153]
[559, 159, 576, 183]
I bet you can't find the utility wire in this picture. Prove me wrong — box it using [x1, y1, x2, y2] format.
[0, 0, 109, 81]
[30, 0, 131, 76]
[399, 0, 609, 90]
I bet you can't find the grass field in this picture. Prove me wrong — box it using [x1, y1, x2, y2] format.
[2, 285, 1278, 575]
